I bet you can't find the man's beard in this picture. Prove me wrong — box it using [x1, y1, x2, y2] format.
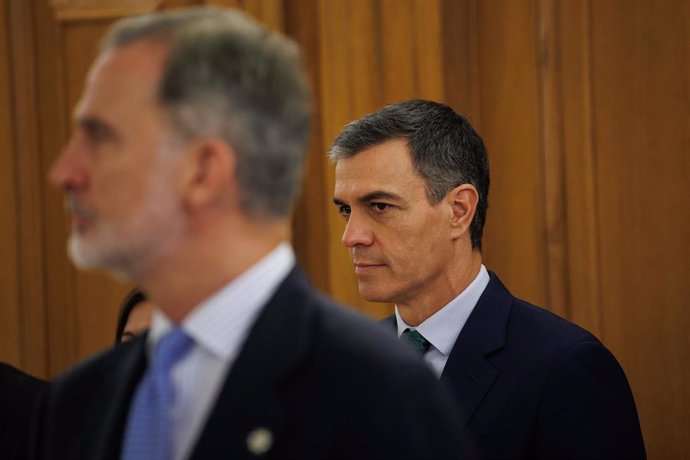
[67, 175, 184, 281]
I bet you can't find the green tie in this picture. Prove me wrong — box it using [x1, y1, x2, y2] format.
[401, 328, 431, 355]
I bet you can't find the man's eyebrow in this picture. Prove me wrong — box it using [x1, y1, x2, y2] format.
[333, 191, 403, 207]
[358, 191, 403, 203]
[75, 115, 117, 139]
[77, 115, 108, 131]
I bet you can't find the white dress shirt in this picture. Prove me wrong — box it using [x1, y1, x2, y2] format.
[395, 265, 490, 377]
[144, 242, 295, 460]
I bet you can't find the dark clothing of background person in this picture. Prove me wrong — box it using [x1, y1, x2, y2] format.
[0, 362, 46, 460]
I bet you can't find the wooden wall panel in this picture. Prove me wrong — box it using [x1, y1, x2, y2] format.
[317, 0, 384, 315]
[474, 0, 548, 308]
[559, 0, 602, 336]
[6, 0, 49, 377]
[51, 0, 161, 20]
[441, 0, 481, 127]
[36, 0, 81, 377]
[537, 0, 569, 318]
[590, 1, 690, 457]
[0, 0, 22, 369]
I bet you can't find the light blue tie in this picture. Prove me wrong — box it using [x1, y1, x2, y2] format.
[121, 327, 193, 460]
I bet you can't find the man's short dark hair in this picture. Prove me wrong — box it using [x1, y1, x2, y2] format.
[329, 99, 490, 250]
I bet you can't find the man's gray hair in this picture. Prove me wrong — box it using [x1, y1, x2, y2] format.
[102, 7, 312, 218]
[329, 99, 489, 250]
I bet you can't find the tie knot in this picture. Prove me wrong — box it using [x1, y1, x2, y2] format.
[401, 328, 431, 355]
[151, 327, 193, 373]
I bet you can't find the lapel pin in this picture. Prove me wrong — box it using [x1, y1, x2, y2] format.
[247, 427, 273, 456]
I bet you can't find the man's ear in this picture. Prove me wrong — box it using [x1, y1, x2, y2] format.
[448, 183, 478, 240]
[179, 138, 236, 211]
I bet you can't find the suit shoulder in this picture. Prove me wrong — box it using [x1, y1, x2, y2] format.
[51, 337, 141, 397]
[305, 294, 440, 381]
[509, 298, 602, 349]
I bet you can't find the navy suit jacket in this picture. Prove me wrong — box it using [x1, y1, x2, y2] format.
[33, 269, 467, 460]
[388, 272, 646, 460]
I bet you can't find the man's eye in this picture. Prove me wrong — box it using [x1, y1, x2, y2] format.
[81, 119, 115, 145]
[371, 203, 389, 212]
[338, 205, 351, 217]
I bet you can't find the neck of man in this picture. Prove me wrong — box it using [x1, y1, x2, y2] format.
[396, 249, 483, 327]
[138, 214, 290, 324]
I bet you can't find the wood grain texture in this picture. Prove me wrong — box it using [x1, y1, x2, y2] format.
[50, 0, 162, 20]
[35, 0, 79, 378]
[441, 0, 481, 126]
[589, 1, 690, 457]
[0, 0, 22, 369]
[559, 0, 602, 336]
[317, 0, 380, 314]
[8, 0, 49, 377]
[537, 0, 569, 317]
[285, 0, 330, 293]
[473, 0, 548, 308]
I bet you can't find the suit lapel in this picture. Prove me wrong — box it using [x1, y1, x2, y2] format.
[92, 337, 147, 460]
[190, 269, 315, 460]
[440, 273, 513, 427]
[384, 273, 514, 428]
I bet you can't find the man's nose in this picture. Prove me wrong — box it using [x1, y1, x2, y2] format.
[49, 137, 88, 191]
[341, 212, 374, 248]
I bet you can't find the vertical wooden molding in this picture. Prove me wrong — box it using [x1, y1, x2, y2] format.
[412, 0, 443, 101]
[36, 0, 81, 376]
[284, 0, 330, 294]
[0, 0, 22, 369]
[467, 0, 481, 129]
[379, 0, 415, 102]
[9, 0, 48, 377]
[315, 0, 392, 318]
[240, 0, 285, 31]
[440, 1, 469, 113]
[317, 0, 360, 308]
[536, 0, 569, 317]
[50, 0, 162, 21]
[559, 0, 602, 337]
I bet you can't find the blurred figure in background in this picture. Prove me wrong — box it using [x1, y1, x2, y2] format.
[115, 288, 156, 344]
[0, 362, 46, 460]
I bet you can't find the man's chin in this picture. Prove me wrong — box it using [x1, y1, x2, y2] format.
[68, 237, 117, 273]
[357, 281, 394, 304]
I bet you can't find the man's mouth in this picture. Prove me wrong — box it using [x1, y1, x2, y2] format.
[353, 262, 386, 274]
[66, 196, 96, 230]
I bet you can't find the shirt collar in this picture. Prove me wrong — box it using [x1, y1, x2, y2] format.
[395, 265, 490, 355]
[147, 242, 295, 360]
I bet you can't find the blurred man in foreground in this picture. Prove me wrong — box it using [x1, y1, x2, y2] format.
[331, 99, 646, 460]
[36, 10, 466, 460]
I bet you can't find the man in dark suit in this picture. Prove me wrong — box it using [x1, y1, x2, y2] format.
[36, 9, 467, 460]
[331, 99, 646, 459]
[0, 362, 45, 459]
